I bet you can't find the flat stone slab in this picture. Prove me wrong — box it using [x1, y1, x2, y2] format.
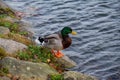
[0, 57, 58, 80]
[0, 26, 10, 35]
[0, 38, 27, 54]
[56, 55, 77, 68]
[63, 71, 98, 80]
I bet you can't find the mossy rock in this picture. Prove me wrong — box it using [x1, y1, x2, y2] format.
[0, 57, 58, 80]
[0, 19, 20, 33]
[0, 0, 19, 19]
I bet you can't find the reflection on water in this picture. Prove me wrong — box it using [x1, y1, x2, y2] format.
[4, 0, 120, 80]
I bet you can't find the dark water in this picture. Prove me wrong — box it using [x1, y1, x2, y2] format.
[4, 0, 120, 80]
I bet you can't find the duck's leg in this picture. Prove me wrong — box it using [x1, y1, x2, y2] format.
[51, 49, 56, 55]
[54, 50, 64, 58]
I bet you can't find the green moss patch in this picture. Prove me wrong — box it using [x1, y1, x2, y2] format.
[17, 45, 54, 63]
[0, 47, 7, 59]
[0, 64, 9, 76]
[48, 74, 64, 80]
[0, 8, 16, 18]
[0, 19, 19, 32]
[0, 14, 7, 19]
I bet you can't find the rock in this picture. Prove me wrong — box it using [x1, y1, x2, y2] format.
[0, 26, 10, 35]
[0, 76, 11, 80]
[0, 0, 21, 19]
[0, 0, 11, 9]
[18, 20, 34, 38]
[0, 57, 58, 80]
[0, 38, 27, 54]
[3, 16, 19, 22]
[56, 55, 77, 68]
[63, 71, 98, 80]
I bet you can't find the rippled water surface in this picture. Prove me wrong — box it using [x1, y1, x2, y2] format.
[4, 0, 120, 80]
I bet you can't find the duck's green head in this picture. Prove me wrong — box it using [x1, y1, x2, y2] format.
[61, 27, 77, 36]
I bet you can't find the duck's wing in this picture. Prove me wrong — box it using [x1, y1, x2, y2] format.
[45, 33, 60, 40]
[44, 33, 62, 44]
[43, 33, 63, 50]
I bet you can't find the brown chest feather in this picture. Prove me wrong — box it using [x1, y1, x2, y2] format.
[62, 37, 72, 49]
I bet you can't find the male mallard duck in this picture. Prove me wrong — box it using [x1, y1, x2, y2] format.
[35, 27, 77, 58]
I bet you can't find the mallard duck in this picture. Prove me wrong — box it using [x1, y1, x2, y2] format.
[35, 27, 77, 58]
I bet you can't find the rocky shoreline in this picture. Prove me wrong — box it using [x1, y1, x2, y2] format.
[0, 0, 98, 80]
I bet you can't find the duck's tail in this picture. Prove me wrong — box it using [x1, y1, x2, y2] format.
[38, 37, 44, 43]
[35, 37, 44, 45]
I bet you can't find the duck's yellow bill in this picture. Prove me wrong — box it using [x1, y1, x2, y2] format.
[71, 31, 77, 35]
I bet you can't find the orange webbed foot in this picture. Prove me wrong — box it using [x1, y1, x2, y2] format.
[51, 50, 64, 58]
[54, 51, 64, 58]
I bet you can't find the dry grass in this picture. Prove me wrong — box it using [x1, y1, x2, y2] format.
[0, 33, 33, 46]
